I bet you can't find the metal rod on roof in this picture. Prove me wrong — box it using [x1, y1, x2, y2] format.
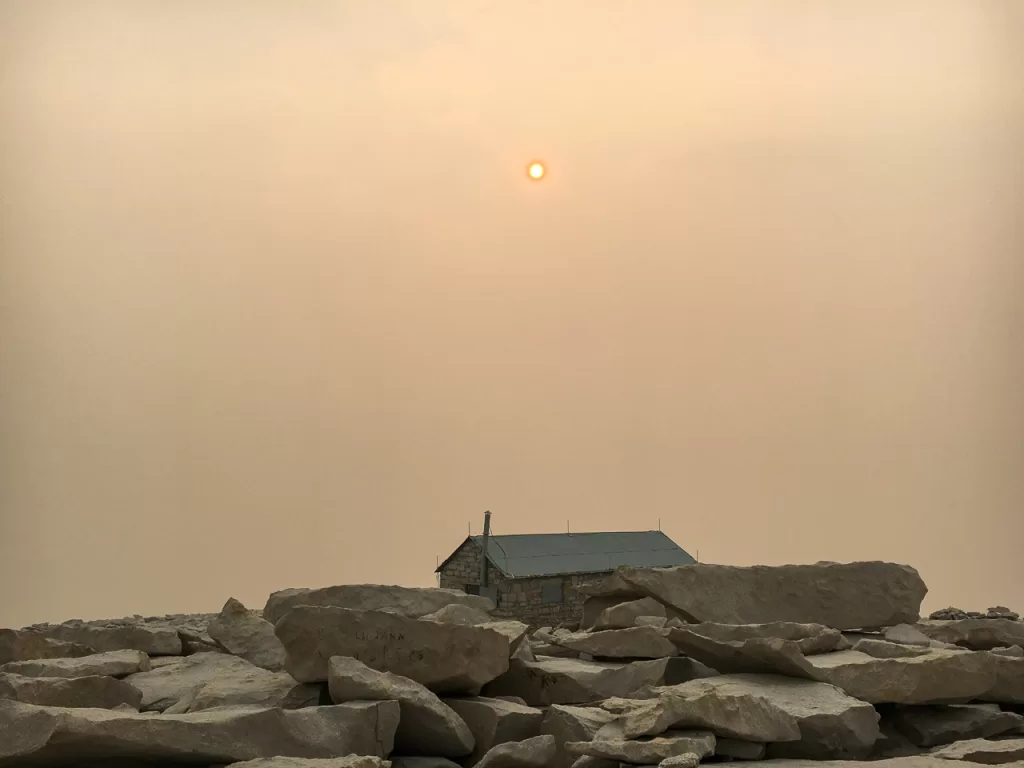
[479, 511, 491, 588]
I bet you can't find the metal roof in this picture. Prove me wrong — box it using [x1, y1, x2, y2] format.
[437, 530, 695, 579]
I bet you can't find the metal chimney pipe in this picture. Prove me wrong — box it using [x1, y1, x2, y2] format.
[479, 510, 491, 588]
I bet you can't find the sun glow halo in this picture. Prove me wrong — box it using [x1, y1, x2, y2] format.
[527, 162, 545, 180]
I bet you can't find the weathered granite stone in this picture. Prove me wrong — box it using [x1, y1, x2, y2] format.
[207, 597, 287, 671]
[606, 680, 801, 742]
[0, 672, 142, 709]
[578, 562, 927, 630]
[0, 630, 94, 665]
[556, 627, 679, 660]
[928, 737, 1024, 763]
[264, 584, 494, 625]
[658, 753, 701, 768]
[329, 656, 474, 758]
[566, 728, 716, 764]
[230, 758, 392, 768]
[916, 621, 1024, 652]
[740, 758, 1004, 768]
[421, 604, 495, 626]
[188, 665, 323, 712]
[636, 618, 669, 629]
[0, 698, 399, 765]
[594, 599, 668, 631]
[124, 651, 264, 711]
[444, 696, 544, 766]
[806, 649, 998, 704]
[885, 625, 935, 647]
[885, 704, 1024, 747]
[483, 657, 675, 706]
[0, 649, 150, 678]
[542, 704, 617, 768]
[24, 622, 182, 655]
[475, 735, 557, 768]
[981, 656, 1024, 704]
[853, 639, 932, 659]
[480, 622, 530, 655]
[666, 630, 822, 679]
[652, 674, 879, 760]
[276, 607, 509, 692]
[686, 622, 844, 655]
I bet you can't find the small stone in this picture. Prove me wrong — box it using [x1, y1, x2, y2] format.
[594, 599, 668, 631]
[658, 753, 701, 768]
[475, 735, 557, 768]
[929, 737, 1024, 763]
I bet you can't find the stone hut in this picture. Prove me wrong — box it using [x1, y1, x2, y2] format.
[435, 530, 695, 627]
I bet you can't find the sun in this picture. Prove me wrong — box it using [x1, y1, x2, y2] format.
[527, 162, 546, 181]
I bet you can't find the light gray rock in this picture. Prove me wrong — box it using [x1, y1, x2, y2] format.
[0, 649, 150, 678]
[885, 625, 935, 647]
[578, 562, 927, 630]
[276, 607, 509, 692]
[556, 627, 679, 660]
[230, 758, 392, 768]
[329, 656, 474, 758]
[636, 618, 669, 629]
[657, 754, 701, 768]
[806, 649, 998, 704]
[481, 621, 530, 655]
[928, 737, 1024, 763]
[124, 650, 264, 711]
[512, 642, 536, 662]
[483, 657, 675, 706]
[444, 696, 544, 766]
[666, 630, 822, 679]
[982, 655, 1024, 704]
[650, 673, 879, 760]
[0, 698, 399, 765]
[542, 704, 617, 768]
[567, 728, 716, 764]
[853, 639, 932, 659]
[207, 597, 287, 671]
[421, 604, 495, 626]
[476, 735, 557, 768]
[0, 672, 142, 709]
[715, 738, 766, 760]
[23, 622, 182, 656]
[606, 680, 801, 742]
[0, 629, 94, 665]
[886, 704, 1024, 747]
[916, 620, 1024, 651]
[189, 665, 322, 712]
[595, 599, 668, 631]
[264, 584, 495, 625]
[686, 622, 844, 656]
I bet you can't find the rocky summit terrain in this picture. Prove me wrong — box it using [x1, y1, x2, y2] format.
[1, 562, 1022, 768]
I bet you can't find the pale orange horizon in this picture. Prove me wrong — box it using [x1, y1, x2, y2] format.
[1, 1, 1022, 628]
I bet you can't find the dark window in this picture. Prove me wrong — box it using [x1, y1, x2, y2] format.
[464, 584, 480, 595]
[541, 581, 563, 604]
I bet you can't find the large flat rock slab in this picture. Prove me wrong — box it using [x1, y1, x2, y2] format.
[0, 699, 399, 766]
[276, 607, 509, 692]
[929, 737, 1024, 763]
[981, 656, 1024, 704]
[738, 758, 1022, 768]
[0, 649, 150, 679]
[264, 584, 495, 625]
[594, 599, 668, 631]
[0, 630, 94, 665]
[21, 622, 182, 656]
[686, 623, 844, 655]
[916, 620, 1024, 651]
[208, 597, 287, 671]
[123, 650, 267, 711]
[806, 650, 998, 704]
[667, 630, 823, 679]
[578, 562, 927, 630]
[0, 672, 142, 709]
[566, 728, 716, 764]
[483, 657, 674, 706]
[649, 673, 879, 760]
[329, 655, 474, 758]
[554, 627, 678, 660]
[885, 704, 1024, 748]
[444, 696, 544, 766]
[188, 665, 323, 713]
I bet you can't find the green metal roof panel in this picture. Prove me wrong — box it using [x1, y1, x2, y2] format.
[466, 530, 695, 579]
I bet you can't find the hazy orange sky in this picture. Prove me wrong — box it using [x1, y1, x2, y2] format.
[1, 1, 1022, 628]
